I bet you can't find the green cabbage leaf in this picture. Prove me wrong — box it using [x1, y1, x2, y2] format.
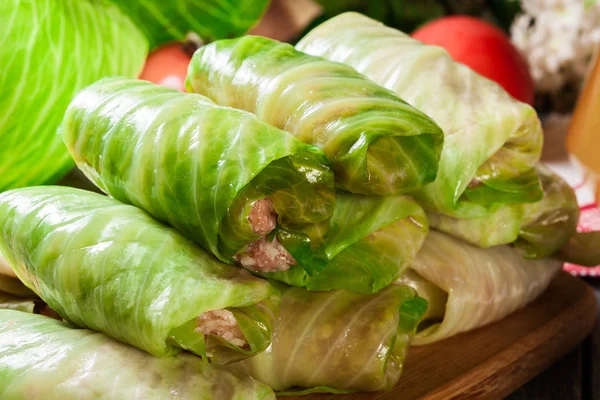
[110, 0, 270, 49]
[397, 231, 561, 345]
[231, 284, 426, 393]
[0, 186, 277, 362]
[0, 0, 147, 192]
[0, 310, 276, 400]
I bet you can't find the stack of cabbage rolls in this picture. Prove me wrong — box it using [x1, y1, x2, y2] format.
[0, 11, 598, 400]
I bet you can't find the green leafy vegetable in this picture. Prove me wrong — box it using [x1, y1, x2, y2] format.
[0, 186, 277, 362]
[426, 203, 524, 248]
[558, 232, 600, 266]
[309, 193, 427, 292]
[186, 35, 444, 195]
[61, 77, 335, 281]
[517, 165, 580, 258]
[429, 165, 579, 256]
[313, 0, 446, 34]
[110, 0, 270, 49]
[297, 12, 543, 214]
[263, 193, 428, 292]
[298, 14, 585, 255]
[0, 0, 147, 192]
[0, 310, 276, 400]
[397, 230, 561, 345]
[230, 284, 426, 393]
[310, 0, 521, 35]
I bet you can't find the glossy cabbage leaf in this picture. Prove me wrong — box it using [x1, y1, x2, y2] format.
[263, 193, 428, 293]
[429, 165, 580, 256]
[61, 77, 335, 281]
[230, 284, 426, 393]
[517, 164, 580, 258]
[558, 231, 600, 266]
[110, 0, 270, 49]
[187, 36, 444, 195]
[0, 0, 148, 192]
[313, 0, 446, 34]
[0, 186, 277, 362]
[397, 230, 561, 345]
[0, 310, 276, 400]
[297, 12, 543, 215]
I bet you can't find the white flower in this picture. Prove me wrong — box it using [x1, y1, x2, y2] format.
[511, 0, 600, 92]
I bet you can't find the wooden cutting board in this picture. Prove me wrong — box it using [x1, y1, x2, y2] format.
[286, 271, 597, 400]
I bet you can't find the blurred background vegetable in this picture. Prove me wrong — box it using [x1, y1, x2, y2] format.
[310, 0, 521, 37]
[109, 0, 270, 49]
[412, 15, 535, 104]
[0, 0, 272, 192]
[139, 42, 194, 91]
[252, 0, 598, 118]
[0, 0, 148, 192]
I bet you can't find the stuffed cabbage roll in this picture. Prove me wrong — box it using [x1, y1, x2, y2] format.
[186, 35, 444, 195]
[429, 165, 579, 257]
[230, 284, 426, 393]
[0, 186, 277, 363]
[397, 231, 561, 345]
[298, 13, 544, 242]
[61, 77, 335, 280]
[0, 310, 275, 400]
[263, 193, 428, 293]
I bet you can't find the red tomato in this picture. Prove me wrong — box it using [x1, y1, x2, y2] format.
[139, 42, 192, 92]
[412, 16, 534, 105]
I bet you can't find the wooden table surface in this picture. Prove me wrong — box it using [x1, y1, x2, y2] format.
[507, 277, 600, 400]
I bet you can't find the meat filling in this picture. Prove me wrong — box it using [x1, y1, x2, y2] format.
[239, 197, 297, 272]
[248, 198, 277, 235]
[195, 309, 247, 348]
[237, 236, 297, 272]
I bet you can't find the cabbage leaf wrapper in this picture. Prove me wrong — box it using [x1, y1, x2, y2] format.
[62, 77, 335, 281]
[0, 310, 276, 400]
[263, 193, 428, 293]
[397, 231, 561, 345]
[297, 13, 543, 222]
[230, 285, 427, 393]
[186, 36, 444, 195]
[0, 0, 147, 191]
[300, 15, 578, 253]
[0, 187, 277, 363]
[429, 165, 580, 256]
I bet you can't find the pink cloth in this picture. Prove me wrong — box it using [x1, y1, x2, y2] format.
[547, 158, 600, 276]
